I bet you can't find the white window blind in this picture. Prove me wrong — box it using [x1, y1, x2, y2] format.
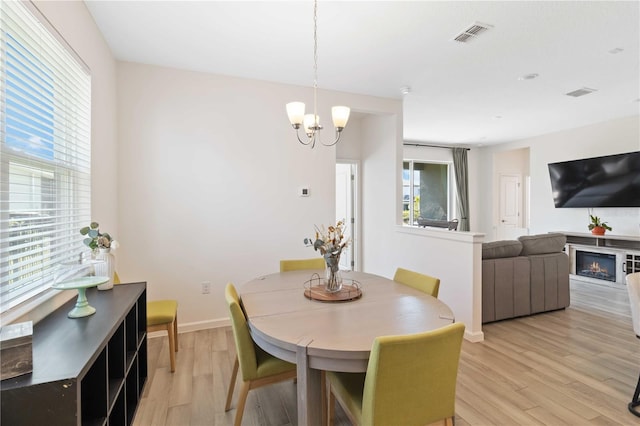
[1, 1, 91, 313]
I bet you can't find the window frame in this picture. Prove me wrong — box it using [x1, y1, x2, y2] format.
[402, 159, 457, 226]
[1, 0, 92, 316]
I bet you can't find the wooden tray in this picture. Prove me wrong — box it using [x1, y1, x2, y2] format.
[304, 282, 362, 302]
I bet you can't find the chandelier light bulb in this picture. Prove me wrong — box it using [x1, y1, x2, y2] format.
[286, 102, 305, 127]
[331, 106, 350, 130]
[303, 114, 320, 136]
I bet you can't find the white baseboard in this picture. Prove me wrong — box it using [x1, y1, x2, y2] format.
[464, 330, 485, 343]
[147, 317, 230, 339]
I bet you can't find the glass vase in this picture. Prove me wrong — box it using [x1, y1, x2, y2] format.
[94, 248, 115, 290]
[324, 254, 343, 293]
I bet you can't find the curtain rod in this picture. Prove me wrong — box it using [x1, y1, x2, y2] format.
[403, 143, 470, 151]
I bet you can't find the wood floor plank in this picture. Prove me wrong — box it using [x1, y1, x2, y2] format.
[193, 329, 214, 377]
[190, 374, 217, 425]
[134, 280, 640, 425]
[525, 406, 572, 426]
[132, 396, 169, 426]
[256, 380, 296, 426]
[165, 403, 192, 426]
[455, 378, 541, 425]
[168, 347, 195, 407]
[518, 373, 601, 421]
[589, 414, 631, 425]
[457, 360, 536, 412]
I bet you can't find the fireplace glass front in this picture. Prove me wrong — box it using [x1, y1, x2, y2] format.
[576, 250, 616, 282]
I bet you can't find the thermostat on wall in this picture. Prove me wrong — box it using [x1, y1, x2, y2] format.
[300, 187, 310, 197]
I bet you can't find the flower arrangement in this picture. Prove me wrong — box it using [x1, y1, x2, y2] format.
[304, 220, 349, 258]
[80, 221, 117, 251]
[304, 221, 349, 292]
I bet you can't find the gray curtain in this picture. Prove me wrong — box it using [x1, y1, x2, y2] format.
[452, 148, 470, 231]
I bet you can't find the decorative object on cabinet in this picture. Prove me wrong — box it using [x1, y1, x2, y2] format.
[0, 321, 33, 381]
[51, 275, 108, 318]
[80, 221, 118, 252]
[95, 248, 116, 290]
[588, 214, 612, 235]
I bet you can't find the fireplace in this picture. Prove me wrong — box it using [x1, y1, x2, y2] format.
[576, 250, 617, 282]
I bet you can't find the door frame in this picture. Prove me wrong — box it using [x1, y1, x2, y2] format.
[336, 160, 360, 271]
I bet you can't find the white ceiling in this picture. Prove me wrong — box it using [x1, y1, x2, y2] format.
[85, 1, 640, 146]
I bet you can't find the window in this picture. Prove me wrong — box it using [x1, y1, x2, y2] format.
[1, 1, 91, 313]
[403, 161, 454, 225]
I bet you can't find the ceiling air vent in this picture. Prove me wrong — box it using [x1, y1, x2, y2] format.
[452, 22, 492, 43]
[565, 87, 598, 97]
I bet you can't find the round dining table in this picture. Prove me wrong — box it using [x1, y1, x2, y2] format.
[239, 270, 456, 426]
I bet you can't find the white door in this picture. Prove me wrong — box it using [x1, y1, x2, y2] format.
[497, 174, 522, 240]
[336, 162, 355, 270]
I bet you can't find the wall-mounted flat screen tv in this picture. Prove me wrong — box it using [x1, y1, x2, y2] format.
[548, 151, 640, 208]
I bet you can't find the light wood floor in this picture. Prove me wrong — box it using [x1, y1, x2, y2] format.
[133, 280, 640, 425]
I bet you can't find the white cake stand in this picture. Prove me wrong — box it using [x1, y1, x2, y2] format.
[52, 276, 109, 318]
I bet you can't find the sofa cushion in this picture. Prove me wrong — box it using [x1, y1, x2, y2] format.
[529, 252, 570, 313]
[482, 257, 531, 323]
[518, 233, 566, 256]
[482, 240, 523, 259]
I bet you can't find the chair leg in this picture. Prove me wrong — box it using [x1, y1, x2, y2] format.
[327, 384, 335, 426]
[173, 313, 179, 352]
[234, 380, 251, 426]
[320, 371, 328, 426]
[225, 356, 239, 411]
[630, 371, 640, 417]
[167, 322, 176, 373]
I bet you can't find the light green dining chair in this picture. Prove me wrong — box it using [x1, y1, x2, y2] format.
[224, 283, 297, 426]
[393, 267, 441, 298]
[114, 272, 179, 373]
[280, 257, 326, 272]
[326, 322, 465, 426]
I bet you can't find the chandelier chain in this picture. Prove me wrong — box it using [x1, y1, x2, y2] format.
[313, 0, 318, 126]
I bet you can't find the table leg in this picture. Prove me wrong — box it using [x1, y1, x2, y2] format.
[296, 339, 322, 426]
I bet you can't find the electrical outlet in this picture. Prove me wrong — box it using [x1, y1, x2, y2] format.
[201, 281, 211, 294]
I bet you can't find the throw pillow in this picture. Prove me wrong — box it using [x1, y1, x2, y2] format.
[518, 233, 566, 255]
[482, 240, 523, 259]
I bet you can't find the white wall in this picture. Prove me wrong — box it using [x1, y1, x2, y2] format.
[477, 116, 640, 238]
[116, 62, 401, 329]
[336, 115, 363, 161]
[361, 117, 485, 341]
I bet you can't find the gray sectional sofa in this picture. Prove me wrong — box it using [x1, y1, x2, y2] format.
[482, 233, 570, 323]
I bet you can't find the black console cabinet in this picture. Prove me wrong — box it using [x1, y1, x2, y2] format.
[1, 282, 147, 426]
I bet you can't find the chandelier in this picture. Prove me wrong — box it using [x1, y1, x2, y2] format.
[286, 0, 350, 148]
